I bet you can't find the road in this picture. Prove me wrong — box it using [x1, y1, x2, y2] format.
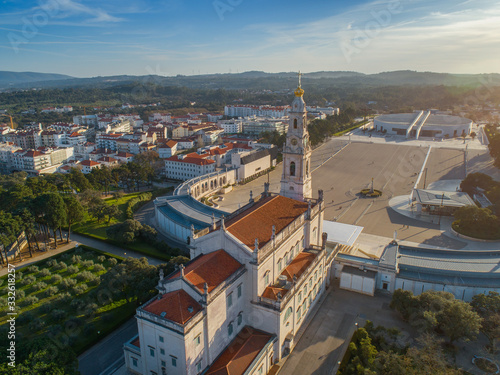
[78, 318, 138, 375]
[69, 232, 165, 266]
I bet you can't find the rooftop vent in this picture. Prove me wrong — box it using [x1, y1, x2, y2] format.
[278, 275, 288, 286]
[187, 306, 194, 313]
[160, 311, 166, 318]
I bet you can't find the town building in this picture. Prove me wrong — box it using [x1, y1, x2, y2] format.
[164, 153, 216, 180]
[0, 142, 22, 172]
[242, 117, 288, 135]
[225, 105, 290, 118]
[218, 119, 243, 134]
[157, 140, 178, 159]
[79, 159, 101, 174]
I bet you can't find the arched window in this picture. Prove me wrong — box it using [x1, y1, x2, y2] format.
[306, 161, 309, 176]
[290, 162, 296, 176]
[294, 119, 297, 129]
[284, 307, 292, 322]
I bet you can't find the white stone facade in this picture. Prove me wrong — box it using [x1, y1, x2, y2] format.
[280, 86, 312, 201]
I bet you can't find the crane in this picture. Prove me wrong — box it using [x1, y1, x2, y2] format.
[0, 114, 14, 129]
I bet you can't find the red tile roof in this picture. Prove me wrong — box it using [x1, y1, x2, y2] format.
[143, 289, 202, 325]
[205, 326, 274, 375]
[23, 150, 43, 157]
[97, 156, 118, 163]
[162, 140, 177, 148]
[116, 152, 134, 157]
[80, 160, 100, 167]
[226, 195, 309, 249]
[166, 155, 215, 166]
[261, 251, 317, 301]
[131, 337, 140, 348]
[170, 250, 242, 293]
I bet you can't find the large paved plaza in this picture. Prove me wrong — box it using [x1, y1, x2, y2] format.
[217, 137, 492, 249]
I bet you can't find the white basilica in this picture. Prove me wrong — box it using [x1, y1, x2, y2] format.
[124, 79, 336, 375]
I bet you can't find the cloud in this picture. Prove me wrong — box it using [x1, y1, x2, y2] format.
[0, 0, 124, 25]
[50, 0, 124, 23]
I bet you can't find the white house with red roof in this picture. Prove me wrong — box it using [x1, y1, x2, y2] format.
[79, 159, 101, 174]
[125, 81, 334, 375]
[96, 156, 119, 168]
[164, 153, 216, 180]
[114, 152, 135, 164]
[157, 140, 178, 159]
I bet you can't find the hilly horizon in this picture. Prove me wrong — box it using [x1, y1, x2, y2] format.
[1, 70, 499, 92]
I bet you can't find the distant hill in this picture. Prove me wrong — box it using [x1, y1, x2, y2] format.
[0, 70, 499, 91]
[0, 71, 73, 87]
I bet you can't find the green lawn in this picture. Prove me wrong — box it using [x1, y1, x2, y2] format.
[73, 190, 173, 260]
[0, 245, 137, 356]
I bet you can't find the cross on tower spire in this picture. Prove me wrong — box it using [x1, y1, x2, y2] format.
[297, 70, 302, 87]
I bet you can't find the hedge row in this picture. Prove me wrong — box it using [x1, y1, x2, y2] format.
[125, 192, 153, 218]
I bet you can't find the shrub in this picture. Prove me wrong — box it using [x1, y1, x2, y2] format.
[70, 298, 86, 311]
[45, 286, 59, 297]
[93, 264, 106, 272]
[15, 290, 25, 300]
[46, 259, 57, 268]
[48, 325, 63, 336]
[55, 261, 67, 271]
[51, 274, 63, 283]
[97, 255, 106, 263]
[27, 265, 39, 273]
[102, 313, 115, 323]
[29, 317, 45, 331]
[72, 283, 88, 295]
[54, 292, 71, 303]
[71, 255, 82, 264]
[83, 323, 96, 336]
[84, 303, 99, 317]
[77, 271, 94, 282]
[108, 258, 118, 267]
[15, 271, 23, 280]
[21, 275, 36, 286]
[22, 295, 39, 306]
[81, 260, 94, 269]
[39, 268, 51, 277]
[31, 281, 47, 292]
[60, 278, 77, 290]
[40, 303, 52, 314]
[89, 277, 100, 287]
[51, 309, 66, 320]
[18, 311, 34, 325]
[67, 265, 79, 275]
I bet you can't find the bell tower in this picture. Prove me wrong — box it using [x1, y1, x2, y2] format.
[280, 71, 312, 201]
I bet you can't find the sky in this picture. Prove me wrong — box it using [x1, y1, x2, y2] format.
[0, 0, 499, 77]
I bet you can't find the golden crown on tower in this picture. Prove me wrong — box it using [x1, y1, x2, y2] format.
[294, 86, 304, 97]
[294, 70, 304, 97]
